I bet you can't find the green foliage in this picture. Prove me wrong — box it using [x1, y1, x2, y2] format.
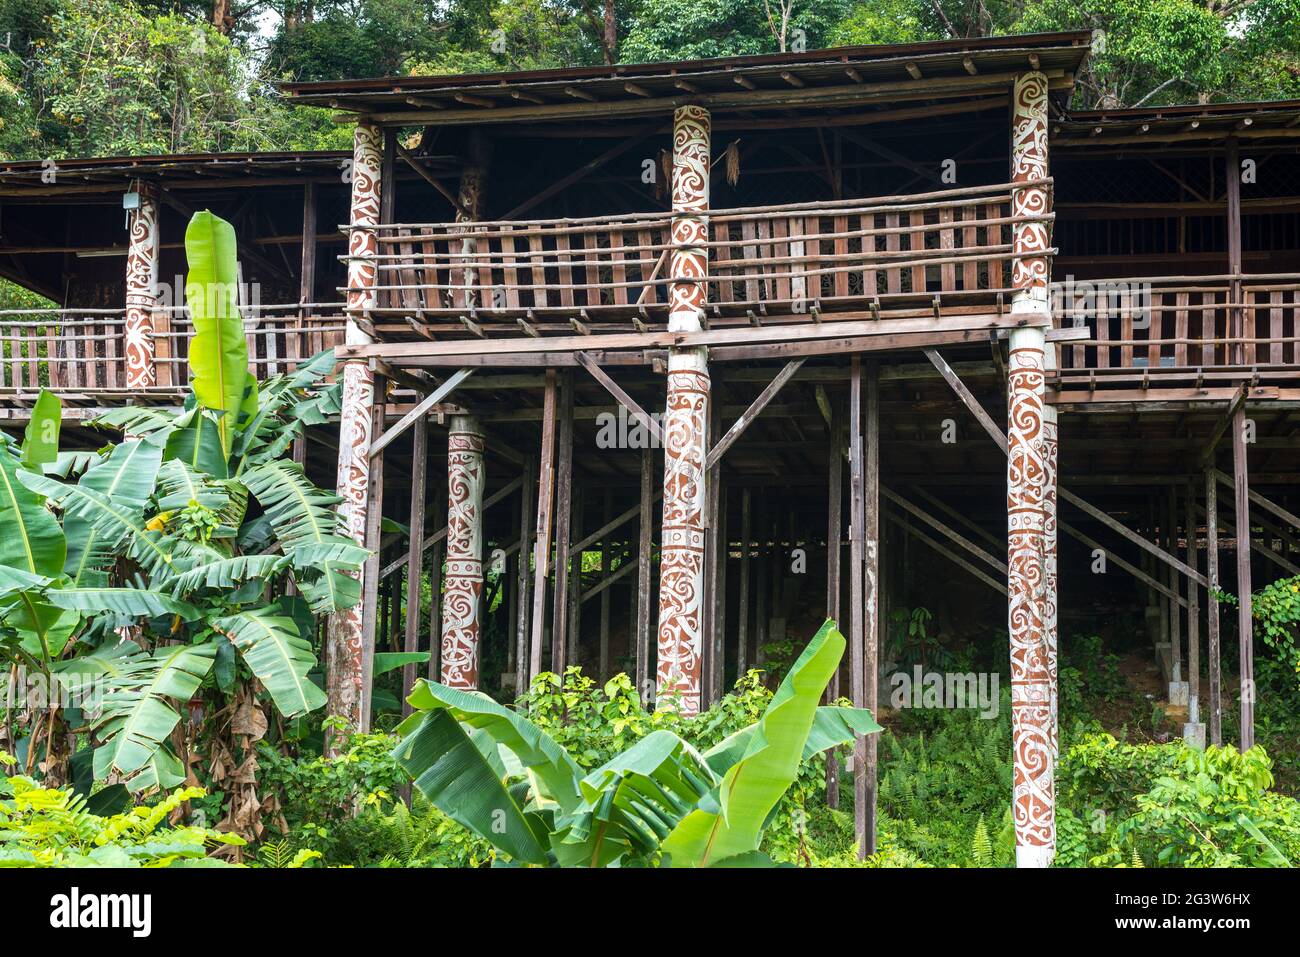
[393, 621, 879, 867]
[1056, 732, 1300, 867]
[0, 767, 242, 866]
[1253, 575, 1300, 688]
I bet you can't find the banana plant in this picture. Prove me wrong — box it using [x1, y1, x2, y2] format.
[392, 620, 881, 867]
[0, 211, 364, 791]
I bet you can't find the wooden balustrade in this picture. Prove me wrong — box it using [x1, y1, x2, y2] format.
[351, 180, 1051, 320]
[1053, 275, 1300, 370]
[0, 305, 346, 394]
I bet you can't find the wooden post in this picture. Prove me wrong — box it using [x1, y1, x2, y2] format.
[1042, 368, 1059, 756]
[599, 491, 613, 680]
[863, 361, 881, 856]
[738, 488, 752, 678]
[124, 181, 159, 394]
[514, 457, 535, 694]
[357, 376, 387, 731]
[848, 357, 867, 859]
[568, 487, 585, 671]
[440, 415, 485, 689]
[1225, 138, 1243, 366]
[1007, 70, 1054, 868]
[551, 372, 575, 675]
[1205, 467, 1222, 745]
[325, 122, 383, 741]
[825, 405, 842, 808]
[401, 414, 428, 716]
[1186, 479, 1203, 737]
[1232, 405, 1254, 750]
[714, 485, 728, 701]
[293, 179, 317, 463]
[656, 104, 711, 715]
[530, 371, 559, 681]
[636, 446, 655, 702]
[1168, 487, 1184, 702]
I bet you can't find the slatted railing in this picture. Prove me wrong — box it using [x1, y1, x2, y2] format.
[0, 304, 347, 394]
[352, 180, 1053, 321]
[1053, 275, 1300, 370]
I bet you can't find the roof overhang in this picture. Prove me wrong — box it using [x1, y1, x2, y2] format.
[1054, 100, 1300, 151]
[280, 32, 1093, 128]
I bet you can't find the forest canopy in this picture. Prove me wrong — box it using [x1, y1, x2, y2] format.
[1, 0, 1298, 162]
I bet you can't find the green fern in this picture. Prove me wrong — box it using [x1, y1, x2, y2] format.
[970, 815, 992, 867]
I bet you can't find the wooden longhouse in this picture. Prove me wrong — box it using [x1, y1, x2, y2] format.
[3, 31, 1300, 868]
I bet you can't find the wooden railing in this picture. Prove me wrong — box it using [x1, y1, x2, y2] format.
[351, 181, 1053, 321]
[1053, 275, 1300, 370]
[0, 304, 346, 394]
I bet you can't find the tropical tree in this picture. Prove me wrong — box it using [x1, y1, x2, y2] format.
[0, 210, 362, 795]
[392, 619, 881, 866]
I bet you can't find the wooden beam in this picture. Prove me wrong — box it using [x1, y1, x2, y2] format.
[924, 347, 1006, 451]
[1232, 404, 1253, 750]
[863, 360, 881, 857]
[380, 476, 523, 577]
[886, 509, 1005, 593]
[550, 371, 575, 673]
[738, 488, 751, 676]
[358, 374, 387, 731]
[575, 351, 663, 446]
[881, 485, 1006, 575]
[397, 144, 469, 218]
[704, 358, 806, 469]
[529, 370, 558, 681]
[1205, 467, 1222, 745]
[848, 357, 867, 859]
[401, 413, 428, 717]
[1214, 468, 1300, 533]
[370, 368, 475, 458]
[573, 489, 663, 554]
[635, 446, 655, 702]
[514, 457, 534, 695]
[1199, 383, 1248, 464]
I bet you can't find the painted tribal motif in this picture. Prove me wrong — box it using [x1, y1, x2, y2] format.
[669, 105, 710, 333]
[124, 184, 159, 390]
[1010, 72, 1051, 311]
[1007, 329, 1054, 866]
[326, 122, 383, 731]
[441, 418, 485, 690]
[656, 105, 712, 714]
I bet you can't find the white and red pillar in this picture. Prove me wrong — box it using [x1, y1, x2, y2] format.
[124, 181, 159, 391]
[1007, 71, 1056, 868]
[326, 121, 383, 731]
[656, 105, 711, 715]
[441, 415, 486, 689]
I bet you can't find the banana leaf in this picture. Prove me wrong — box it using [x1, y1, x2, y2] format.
[213, 605, 326, 718]
[44, 587, 201, 621]
[0, 444, 66, 577]
[394, 708, 550, 864]
[21, 390, 61, 470]
[398, 680, 583, 812]
[701, 704, 881, 776]
[92, 642, 216, 788]
[185, 210, 253, 458]
[163, 408, 228, 478]
[660, 618, 852, 867]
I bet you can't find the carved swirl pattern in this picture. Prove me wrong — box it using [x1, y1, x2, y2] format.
[346, 123, 383, 320]
[124, 186, 159, 390]
[441, 424, 485, 689]
[327, 122, 384, 730]
[1007, 333, 1054, 860]
[657, 365, 709, 714]
[669, 106, 710, 332]
[453, 166, 486, 310]
[1011, 73, 1050, 305]
[1042, 407, 1059, 757]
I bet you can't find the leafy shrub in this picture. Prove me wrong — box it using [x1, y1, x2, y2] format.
[1056, 732, 1300, 867]
[0, 751, 242, 866]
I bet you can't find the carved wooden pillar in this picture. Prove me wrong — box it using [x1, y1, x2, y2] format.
[656, 105, 710, 715]
[1007, 71, 1055, 868]
[325, 122, 383, 733]
[441, 415, 486, 689]
[124, 181, 159, 391]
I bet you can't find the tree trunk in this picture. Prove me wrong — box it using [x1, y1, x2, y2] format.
[603, 0, 617, 65]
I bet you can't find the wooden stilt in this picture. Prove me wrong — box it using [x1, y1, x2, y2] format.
[568, 487, 585, 671]
[1231, 405, 1254, 750]
[599, 490, 613, 681]
[863, 360, 881, 857]
[551, 371, 575, 675]
[1205, 466, 1222, 746]
[826, 409, 842, 809]
[401, 413, 427, 716]
[1168, 487, 1183, 692]
[714, 485, 728, 700]
[1186, 479, 1201, 727]
[514, 458, 535, 695]
[848, 356, 867, 859]
[530, 370, 558, 681]
[738, 488, 752, 678]
[358, 375, 387, 731]
[636, 446, 655, 702]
